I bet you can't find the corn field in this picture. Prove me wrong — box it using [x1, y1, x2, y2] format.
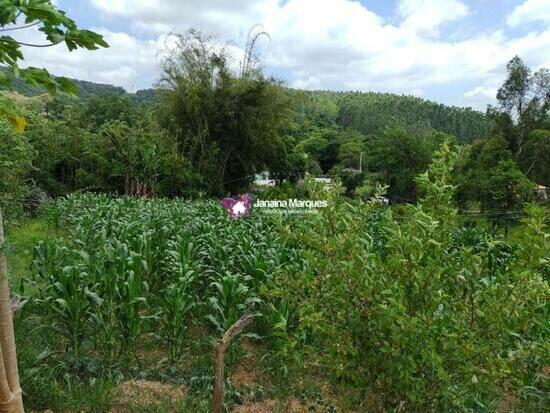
[15, 149, 550, 411]
[25, 194, 300, 362]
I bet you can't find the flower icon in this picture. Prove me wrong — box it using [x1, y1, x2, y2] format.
[221, 194, 253, 219]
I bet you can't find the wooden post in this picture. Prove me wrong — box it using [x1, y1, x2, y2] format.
[211, 311, 254, 413]
[0, 208, 24, 413]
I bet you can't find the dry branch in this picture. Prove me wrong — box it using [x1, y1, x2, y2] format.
[211, 310, 254, 413]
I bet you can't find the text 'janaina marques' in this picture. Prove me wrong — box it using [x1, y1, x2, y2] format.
[253, 199, 328, 208]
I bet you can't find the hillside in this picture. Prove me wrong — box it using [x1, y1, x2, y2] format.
[2, 72, 491, 142]
[297, 90, 493, 143]
[0, 70, 156, 104]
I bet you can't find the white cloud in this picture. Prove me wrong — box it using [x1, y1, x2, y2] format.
[398, 0, 470, 36]
[17, 27, 162, 91]
[463, 85, 499, 110]
[90, 0, 273, 39]
[15, 0, 550, 110]
[507, 0, 550, 27]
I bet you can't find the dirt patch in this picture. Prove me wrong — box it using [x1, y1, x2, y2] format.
[233, 398, 310, 413]
[232, 354, 258, 387]
[496, 386, 517, 413]
[231, 339, 260, 387]
[135, 346, 167, 365]
[114, 379, 185, 411]
[233, 399, 276, 413]
[188, 324, 210, 339]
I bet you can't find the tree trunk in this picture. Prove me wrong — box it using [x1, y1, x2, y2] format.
[211, 311, 254, 413]
[0, 209, 24, 413]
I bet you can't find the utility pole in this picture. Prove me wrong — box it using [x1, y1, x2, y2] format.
[0, 207, 24, 413]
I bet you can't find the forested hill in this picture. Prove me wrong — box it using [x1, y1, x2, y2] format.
[2, 71, 491, 142]
[296, 90, 493, 143]
[0, 70, 156, 104]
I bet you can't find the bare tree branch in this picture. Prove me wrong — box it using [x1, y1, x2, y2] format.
[211, 310, 254, 413]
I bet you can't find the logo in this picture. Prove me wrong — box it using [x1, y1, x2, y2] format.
[221, 194, 253, 220]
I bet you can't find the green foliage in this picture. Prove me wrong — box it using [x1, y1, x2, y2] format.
[0, 118, 34, 214]
[100, 116, 167, 197]
[158, 29, 290, 196]
[8, 169, 548, 411]
[365, 126, 433, 201]
[23, 194, 295, 374]
[457, 134, 535, 228]
[519, 129, 550, 186]
[160, 273, 197, 361]
[267, 146, 548, 410]
[0, 0, 108, 128]
[491, 56, 549, 160]
[207, 272, 260, 334]
[483, 160, 534, 220]
[332, 90, 492, 142]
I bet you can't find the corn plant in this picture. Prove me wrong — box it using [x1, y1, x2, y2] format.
[32, 240, 72, 279]
[114, 252, 152, 355]
[207, 272, 261, 334]
[36, 265, 102, 357]
[159, 271, 197, 360]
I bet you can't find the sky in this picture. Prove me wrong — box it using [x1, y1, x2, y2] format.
[17, 0, 550, 111]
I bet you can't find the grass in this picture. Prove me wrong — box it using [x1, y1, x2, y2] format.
[4, 215, 56, 294]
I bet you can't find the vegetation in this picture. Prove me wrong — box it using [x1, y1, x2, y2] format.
[0, 4, 548, 409]
[0, 0, 107, 129]
[8, 155, 549, 411]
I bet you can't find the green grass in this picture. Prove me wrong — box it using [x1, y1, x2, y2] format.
[5, 216, 56, 293]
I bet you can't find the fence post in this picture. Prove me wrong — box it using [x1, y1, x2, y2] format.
[0, 208, 24, 413]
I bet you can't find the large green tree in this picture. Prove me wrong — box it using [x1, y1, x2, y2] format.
[158, 29, 289, 195]
[518, 129, 550, 186]
[365, 127, 433, 201]
[456, 136, 534, 232]
[495, 56, 549, 157]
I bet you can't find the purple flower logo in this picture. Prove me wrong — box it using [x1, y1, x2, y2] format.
[221, 194, 253, 220]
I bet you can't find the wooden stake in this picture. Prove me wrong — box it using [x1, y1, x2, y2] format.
[0, 208, 24, 413]
[211, 311, 254, 413]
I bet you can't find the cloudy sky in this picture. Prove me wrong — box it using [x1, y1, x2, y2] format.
[19, 0, 550, 111]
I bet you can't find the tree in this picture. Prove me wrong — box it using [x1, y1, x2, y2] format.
[0, 119, 33, 209]
[0, 0, 108, 129]
[518, 129, 550, 186]
[100, 115, 171, 197]
[24, 107, 101, 196]
[79, 93, 136, 132]
[483, 160, 534, 234]
[366, 126, 432, 201]
[337, 130, 365, 170]
[456, 136, 534, 233]
[496, 56, 549, 157]
[456, 136, 513, 207]
[158, 29, 289, 195]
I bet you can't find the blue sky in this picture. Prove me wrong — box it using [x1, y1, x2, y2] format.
[21, 0, 550, 110]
